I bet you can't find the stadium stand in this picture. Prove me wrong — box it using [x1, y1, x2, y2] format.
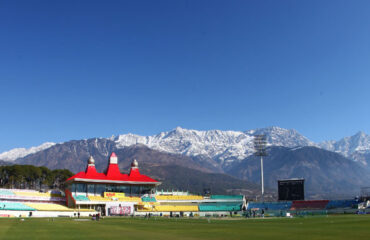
[156, 195, 203, 201]
[210, 195, 243, 200]
[291, 200, 329, 210]
[0, 189, 64, 202]
[24, 203, 89, 212]
[88, 196, 112, 202]
[246, 201, 292, 210]
[326, 199, 358, 209]
[73, 195, 90, 201]
[141, 196, 156, 202]
[13, 191, 57, 198]
[153, 205, 199, 212]
[117, 197, 141, 202]
[0, 201, 36, 211]
[136, 203, 156, 211]
[0, 189, 15, 196]
[199, 203, 242, 212]
[88, 195, 141, 202]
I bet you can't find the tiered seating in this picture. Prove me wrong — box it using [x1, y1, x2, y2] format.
[0, 189, 64, 202]
[5, 190, 64, 201]
[136, 204, 155, 211]
[199, 203, 242, 212]
[0, 201, 35, 211]
[50, 192, 62, 197]
[0, 189, 15, 196]
[14, 191, 53, 198]
[73, 195, 90, 201]
[156, 195, 203, 201]
[210, 195, 243, 200]
[326, 200, 358, 209]
[141, 196, 156, 202]
[247, 201, 292, 210]
[24, 203, 90, 212]
[291, 200, 329, 210]
[116, 197, 141, 202]
[89, 196, 112, 202]
[153, 205, 199, 212]
[89, 195, 141, 202]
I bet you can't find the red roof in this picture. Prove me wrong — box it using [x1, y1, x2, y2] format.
[66, 155, 159, 184]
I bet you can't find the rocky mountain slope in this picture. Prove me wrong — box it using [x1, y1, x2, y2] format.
[114, 126, 315, 167]
[15, 139, 221, 174]
[4, 126, 370, 166]
[2, 126, 370, 197]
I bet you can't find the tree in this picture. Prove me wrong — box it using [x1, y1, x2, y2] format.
[0, 165, 73, 190]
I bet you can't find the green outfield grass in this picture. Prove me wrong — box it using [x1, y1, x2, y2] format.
[0, 215, 369, 240]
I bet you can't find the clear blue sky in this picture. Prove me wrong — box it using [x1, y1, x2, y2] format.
[1, 0, 370, 152]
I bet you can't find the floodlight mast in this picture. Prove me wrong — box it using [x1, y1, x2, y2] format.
[254, 134, 267, 202]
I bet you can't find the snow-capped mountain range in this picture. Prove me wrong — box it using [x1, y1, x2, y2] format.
[0, 142, 56, 162]
[114, 126, 314, 165]
[1, 127, 370, 166]
[318, 131, 370, 157]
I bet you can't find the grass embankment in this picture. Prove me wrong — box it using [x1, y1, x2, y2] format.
[0, 215, 369, 240]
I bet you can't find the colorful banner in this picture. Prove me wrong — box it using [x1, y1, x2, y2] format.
[108, 206, 132, 216]
[104, 192, 125, 198]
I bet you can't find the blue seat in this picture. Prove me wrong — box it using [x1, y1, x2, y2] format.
[247, 201, 292, 210]
[326, 200, 358, 209]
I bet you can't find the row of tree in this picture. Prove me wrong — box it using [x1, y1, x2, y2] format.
[0, 165, 73, 190]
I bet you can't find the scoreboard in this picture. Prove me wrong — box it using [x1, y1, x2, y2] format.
[278, 179, 305, 201]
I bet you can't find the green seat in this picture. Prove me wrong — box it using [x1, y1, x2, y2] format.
[199, 203, 242, 211]
[0, 190, 15, 196]
[210, 195, 243, 200]
[0, 201, 36, 211]
[73, 195, 90, 201]
[142, 197, 156, 202]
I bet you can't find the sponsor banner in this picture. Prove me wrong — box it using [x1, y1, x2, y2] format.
[108, 205, 132, 216]
[104, 192, 125, 198]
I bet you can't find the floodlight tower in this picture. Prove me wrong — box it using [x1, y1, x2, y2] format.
[254, 134, 267, 202]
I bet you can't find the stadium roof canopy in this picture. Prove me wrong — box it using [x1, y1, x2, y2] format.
[66, 153, 160, 185]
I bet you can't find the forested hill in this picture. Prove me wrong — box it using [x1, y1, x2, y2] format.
[0, 165, 73, 190]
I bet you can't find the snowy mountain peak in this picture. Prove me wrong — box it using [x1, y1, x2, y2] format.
[3, 127, 370, 166]
[114, 126, 314, 166]
[319, 131, 370, 157]
[245, 126, 315, 148]
[174, 126, 185, 132]
[115, 127, 253, 164]
[0, 126, 314, 164]
[0, 142, 56, 162]
[353, 131, 367, 139]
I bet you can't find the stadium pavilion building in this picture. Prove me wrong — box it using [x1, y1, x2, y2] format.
[64, 153, 161, 215]
[63, 153, 244, 217]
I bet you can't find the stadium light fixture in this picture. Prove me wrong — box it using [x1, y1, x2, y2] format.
[254, 134, 267, 202]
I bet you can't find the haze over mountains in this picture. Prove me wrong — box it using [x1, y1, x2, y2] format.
[1, 126, 370, 197]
